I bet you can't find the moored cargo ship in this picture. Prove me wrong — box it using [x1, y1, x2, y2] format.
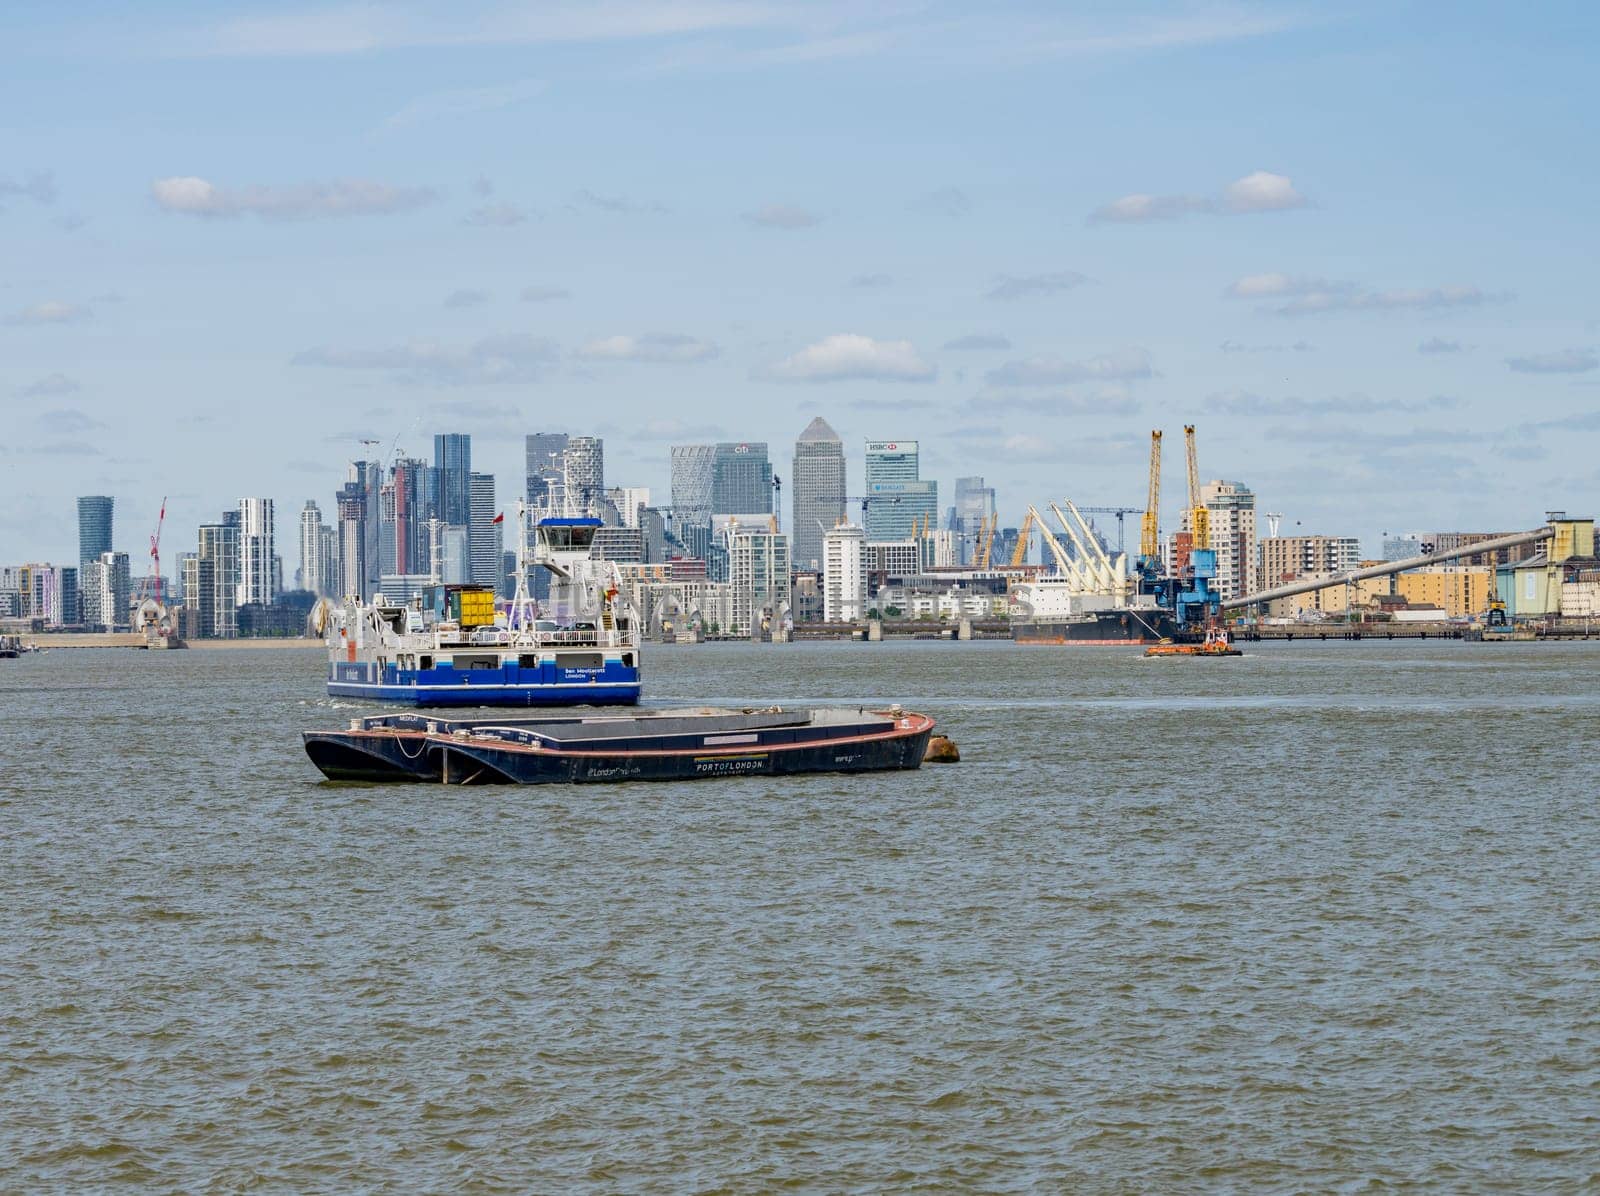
[1011, 607, 1178, 645]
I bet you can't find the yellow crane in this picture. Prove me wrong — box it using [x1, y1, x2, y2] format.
[1139, 430, 1162, 564]
[1184, 424, 1209, 551]
[1009, 508, 1037, 567]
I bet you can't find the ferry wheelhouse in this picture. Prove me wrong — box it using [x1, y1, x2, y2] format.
[324, 500, 641, 706]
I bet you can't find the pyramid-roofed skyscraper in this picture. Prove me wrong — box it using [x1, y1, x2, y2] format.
[792, 416, 846, 573]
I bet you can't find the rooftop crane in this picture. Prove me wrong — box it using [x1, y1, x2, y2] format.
[1184, 424, 1209, 551]
[1138, 430, 1163, 582]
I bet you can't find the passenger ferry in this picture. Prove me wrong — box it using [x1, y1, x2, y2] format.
[323, 498, 641, 706]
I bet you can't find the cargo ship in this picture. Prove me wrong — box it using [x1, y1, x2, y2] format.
[1007, 575, 1175, 645]
[322, 499, 641, 706]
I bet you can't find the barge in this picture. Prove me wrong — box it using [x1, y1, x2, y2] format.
[304, 706, 936, 785]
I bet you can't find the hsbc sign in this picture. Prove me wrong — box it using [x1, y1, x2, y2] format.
[866, 441, 917, 454]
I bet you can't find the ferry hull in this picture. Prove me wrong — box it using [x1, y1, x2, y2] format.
[327, 659, 640, 707]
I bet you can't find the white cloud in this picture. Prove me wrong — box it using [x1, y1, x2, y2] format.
[151, 176, 437, 220]
[6, 300, 89, 325]
[850, 272, 892, 289]
[1418, 337, 1465, 354]
[444, 288, 489, 308]
[744, 203, 821, 229]
[293, 333, 558, 385]
[521, 285, 571, 303]
[19, 373, 82, 397]
[1506, 348, 1598, 374]
[985, 347, 1153, 387]
[763, 334, 936, 383]
[1091, 171, 1305, 223]
[463, 202, 533, 227]
[576, 333, 720, 363]
[985, 271, 1089, 300]
[1222, 171, 1307, 213]
[1225, 272, 1503, 315]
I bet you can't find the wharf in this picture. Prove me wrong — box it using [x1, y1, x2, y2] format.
[1237, 622, 1600, 642]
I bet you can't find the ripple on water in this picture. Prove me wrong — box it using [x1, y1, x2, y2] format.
[0, 641, 1597, 1189]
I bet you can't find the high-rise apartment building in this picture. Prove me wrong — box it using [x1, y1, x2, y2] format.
[468, 472, 500, 588]
[1258, 535, 1361, 587]
[299, 500, 336, 596]
[525, 432, 570, 509]
[336, 472, 369, 600]
[711, 443, 773, 517]
[864, 440, 937, 541]
[726, 526, 791, 637]
[238, 498, 277, 606]
[822, 522, 866, 623]
[197, 519, 240, 637]
[792, 418, 846, 573]
[82, 551, 131, 630]
[1197, 480, 1257, 602]
[670, 444, 716, 523]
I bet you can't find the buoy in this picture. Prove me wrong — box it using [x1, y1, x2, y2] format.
[924, 734, 960, 763]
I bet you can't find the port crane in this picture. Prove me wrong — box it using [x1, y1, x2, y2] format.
[1184, 424, 1209, 552]
[1137, 430, 1162, 584]
[1009, 508, 1038, 567]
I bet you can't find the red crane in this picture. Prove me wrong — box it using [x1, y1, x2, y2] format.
[148, 497, 167, 605]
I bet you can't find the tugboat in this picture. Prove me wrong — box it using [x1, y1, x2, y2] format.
[1144, 627, 1242, 658]
[323, 496, 641, 706]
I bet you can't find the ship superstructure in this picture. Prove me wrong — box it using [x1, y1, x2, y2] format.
[324, 484, 641, 706]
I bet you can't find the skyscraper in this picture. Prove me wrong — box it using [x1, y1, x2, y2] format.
[525, 432, 569, 509]
[299, 500, 329, 596]
[468, 472, 500, 588]
[864, 440, 937, 541]
[336, 471, 368, 600]
[711, 442, 773, 516]
[792, 418, 846, 572]
[1198, 480, 1257, 602]
[565, 436, 604, 512]
[433, 433, 472, 527]
[670, 444, 716, 523]
[238, 498, 277, 606]
[77, 496, 113, 603]
[952, 476, 996, 564]
[82, 551, 131, 630]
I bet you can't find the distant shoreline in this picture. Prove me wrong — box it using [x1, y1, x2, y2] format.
[19, 634, 324, 650]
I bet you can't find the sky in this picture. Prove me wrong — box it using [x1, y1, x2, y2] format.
[5, 0, 1599, 567]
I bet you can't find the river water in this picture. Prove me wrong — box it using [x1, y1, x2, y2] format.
[2, 641, 1596, 1190]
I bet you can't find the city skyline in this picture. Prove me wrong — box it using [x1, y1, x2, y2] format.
[6, 3, 1600, 563]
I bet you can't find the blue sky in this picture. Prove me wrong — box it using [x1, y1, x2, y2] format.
[5, 0, 1598, 565]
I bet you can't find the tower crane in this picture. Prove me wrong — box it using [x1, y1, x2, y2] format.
[138, 497, 168, 606]
[975, 511, 998, 568]
[1138, 430, 1162, 582]
[1184, 424, 1209, 551]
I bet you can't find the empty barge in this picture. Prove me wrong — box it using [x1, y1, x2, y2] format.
[304, 706, 936, 785]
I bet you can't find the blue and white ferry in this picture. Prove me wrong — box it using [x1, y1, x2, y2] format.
[323, 499, 641, 706]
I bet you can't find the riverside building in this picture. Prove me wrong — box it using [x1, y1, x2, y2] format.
[822, 522, 867, 622]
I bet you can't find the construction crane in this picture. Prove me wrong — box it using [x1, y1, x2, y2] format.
[1184, 424, 1209, 551]
[1138, 430, 1162, 579]
[1076, 505, 1142, 553]
[1009, 508, 1038, 567]
[138, 497, 168, 606]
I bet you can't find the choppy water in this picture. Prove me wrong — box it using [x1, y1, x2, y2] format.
[2, 641, 1597, 1190]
